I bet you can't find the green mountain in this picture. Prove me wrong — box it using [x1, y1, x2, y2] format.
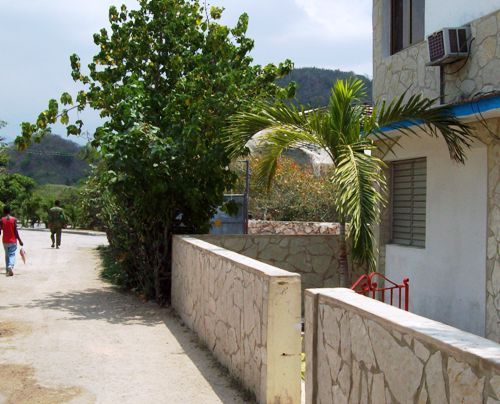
[278, 67, 372, 108]
[8, 134, 89, 185]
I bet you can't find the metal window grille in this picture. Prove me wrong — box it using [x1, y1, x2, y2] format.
[391, 158, 426, 247]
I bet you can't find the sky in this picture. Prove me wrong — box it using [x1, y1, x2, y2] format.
[0, 0, 372, 144]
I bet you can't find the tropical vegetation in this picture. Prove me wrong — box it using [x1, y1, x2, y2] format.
[18, 0, 294, 303]
[226, 78, 474, 286]
[238, 157, 337, 222]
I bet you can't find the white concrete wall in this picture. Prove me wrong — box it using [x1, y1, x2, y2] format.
[425, 1, 500, 36]
[384, 135, 488, 336]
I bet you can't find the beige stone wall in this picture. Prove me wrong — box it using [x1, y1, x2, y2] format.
[248, 220, 340, 235]
[373, 4, 500, 104]
[305, 288, 500, 403]
[486, 120, 500, 342]
[372, 0, 439, 102]
[171, 236, 301, 404]
[198, 234, 367, 299]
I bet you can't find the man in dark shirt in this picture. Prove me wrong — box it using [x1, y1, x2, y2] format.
[48, 200, 66, 249]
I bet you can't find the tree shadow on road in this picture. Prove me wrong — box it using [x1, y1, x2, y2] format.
[161, 313, 255, 403]
[23, 287, 164, 327]
[18, 287, 252, 402]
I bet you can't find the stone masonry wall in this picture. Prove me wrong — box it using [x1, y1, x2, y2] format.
[198, 235, 368, 301]
[486, 119, 500, 342]
[372, 0, 439, 102]
[373, 5, 500, 104]
[248, 220, 340, 235]
[305, 288, 500, 403]
[171, 236, 301, 404]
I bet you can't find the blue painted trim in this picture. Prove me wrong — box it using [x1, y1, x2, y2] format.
[380, 94, 500, 132]
[452, 94, 500, 117]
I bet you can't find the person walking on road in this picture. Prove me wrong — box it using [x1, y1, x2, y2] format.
[0, 205, 24, 277]
[48, 200, 66, 249]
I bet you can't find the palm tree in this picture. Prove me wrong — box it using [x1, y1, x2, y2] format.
[225, 79, 474, 286]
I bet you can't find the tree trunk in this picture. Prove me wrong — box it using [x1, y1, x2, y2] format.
[338, 222, 350, 288]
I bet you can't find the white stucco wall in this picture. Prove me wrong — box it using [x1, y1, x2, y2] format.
[384, 135, 488, 336]
[425, 0, 500, 36]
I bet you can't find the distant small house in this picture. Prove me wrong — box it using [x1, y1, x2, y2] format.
[372, 1, 500, 341]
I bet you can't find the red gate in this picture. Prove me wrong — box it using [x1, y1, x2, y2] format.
[351, 272, 409, 311]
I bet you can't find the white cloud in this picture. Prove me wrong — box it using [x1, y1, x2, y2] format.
[294, 0, 372, 39]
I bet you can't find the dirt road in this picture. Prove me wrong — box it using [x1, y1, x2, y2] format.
[0, 230, 248, 403]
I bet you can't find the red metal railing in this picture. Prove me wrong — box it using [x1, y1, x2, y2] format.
[351, 272, 409, 311]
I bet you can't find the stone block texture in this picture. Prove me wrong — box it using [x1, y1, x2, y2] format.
[486, 119, 500, 342]
[171, 236, 302, 404]
[198, 234, 368, 304]
[305, 288, 500, 403]
[248, 220, 340, 235]
[373, 5, 500, 105]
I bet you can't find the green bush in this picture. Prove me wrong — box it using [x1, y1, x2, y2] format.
[19, 1, 294, 303]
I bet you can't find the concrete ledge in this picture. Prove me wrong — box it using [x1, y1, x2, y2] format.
[172, 235, 302, 403]
[20, 228, 106, 237]
[305, 288, 500, 403]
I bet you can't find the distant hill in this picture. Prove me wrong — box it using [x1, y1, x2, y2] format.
[8, 134, 89, 185]
[278, 67, 372, 108]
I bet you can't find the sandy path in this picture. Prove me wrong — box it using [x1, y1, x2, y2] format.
[0, 230, 248, 404]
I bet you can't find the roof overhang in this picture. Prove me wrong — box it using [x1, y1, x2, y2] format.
[377, 94, 500, 137]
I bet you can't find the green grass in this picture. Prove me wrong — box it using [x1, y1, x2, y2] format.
[33, 184, 77, 201]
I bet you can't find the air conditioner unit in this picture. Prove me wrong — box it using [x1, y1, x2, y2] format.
[427, 26, 470, 66]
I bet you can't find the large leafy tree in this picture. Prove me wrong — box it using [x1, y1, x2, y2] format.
[18, 0, 292, 302]
[226, 79, 474, 286]
[0, 120, 38, 221]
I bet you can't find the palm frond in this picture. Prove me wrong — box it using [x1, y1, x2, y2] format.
[224, 101, 314, 159]
[225, 100, 328, 188]
[372, 92, 475, 163]
[327, 78, 367, 147]
[254, 126, 325, 190]
[332, 142, 387, 269]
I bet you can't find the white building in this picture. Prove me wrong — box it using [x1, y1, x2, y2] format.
[373, 0, 500, 341]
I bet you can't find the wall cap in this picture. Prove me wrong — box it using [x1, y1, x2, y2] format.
[174, 235, 301, 280]
[307, 287, 500, 370]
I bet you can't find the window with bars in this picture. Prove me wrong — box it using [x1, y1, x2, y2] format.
[391, 158, 426, 247]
